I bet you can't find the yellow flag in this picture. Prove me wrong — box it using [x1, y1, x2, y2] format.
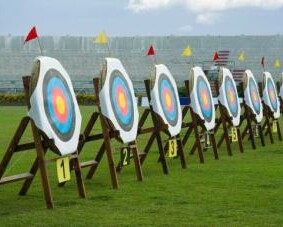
[274, 59, 281, 68]
[182, 46, 193, 57]
[238, 51, 245, 61]
[94, 31, 108, 44]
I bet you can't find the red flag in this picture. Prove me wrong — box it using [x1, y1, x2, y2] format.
[213, 52, 220, 61]
[261, 56, 265, 68]
[24, 26, 38, 43]
[147, 45, 155, 56]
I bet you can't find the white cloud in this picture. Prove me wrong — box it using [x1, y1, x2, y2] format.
[127, 0, 173, 12]
[127, 0, 283, 24]
[128, 0, 283, 12]
[196, 13, 219, 25]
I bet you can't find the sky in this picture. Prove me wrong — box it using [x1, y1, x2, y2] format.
[0, 0, 283, 36]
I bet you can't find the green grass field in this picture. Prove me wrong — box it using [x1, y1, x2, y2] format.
[0, 106, 283, 226]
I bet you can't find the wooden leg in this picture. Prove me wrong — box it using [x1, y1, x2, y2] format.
[72, 152, 86, 198]
[276, 121, 282, 141]
[139, 133, 155, 164]
[19, 147, 48, 195]
[191, 114, 204, 163]
[241, 124, 249, 140]
[190, 141, 197, 155]
[210, 132, 219, 160]
[86, 142, 105, 179]
[246, 114, 256, 149]
[30, 120, 54, 209]
[77, 112, 99, 153]
[222, 120, 232, 156]
[217, 133, 225, 149]
[265, 116, 274, 144]
[105, 139, 119, 189]
[236, 128, 244, 153]
[0, 117, 30, 179]
[130, 141, 143, 181]
[176, 135, 187, 169]
[155, 130, 169, 175]
[258, 125, 265, 147]
[181, 126, 193, 147]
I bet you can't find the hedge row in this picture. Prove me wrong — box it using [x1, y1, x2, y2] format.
[0, 93, 98, 105]
[0, 85, 219, 105]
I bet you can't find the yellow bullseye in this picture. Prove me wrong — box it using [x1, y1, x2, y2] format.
[270, 91, 275, 101]
[252, 91, 257, 102]
[203, 93, 208, 106]
[229, 90, 234, 103]
[118, 92, 126, 108]
[165, 93, 172, 107]
[56, 96, 65, 114]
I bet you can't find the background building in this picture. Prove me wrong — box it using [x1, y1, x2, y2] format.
[0, 35, 282, 93]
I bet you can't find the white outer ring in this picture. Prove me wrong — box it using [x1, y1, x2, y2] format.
[262, 72, 280, 119]
[189, 66, 215, 131]
[28, 56, 81, 156]
[243, 70, 263, 123]
[99, 58, 139, 143]
[151, 64, 182, 137]
[218, 67, 241, 126]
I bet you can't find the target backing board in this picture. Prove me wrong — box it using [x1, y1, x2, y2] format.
[262, 72, 280, 119]
[99, 58, 139, 143]
[243, 70, 263, 123]
[218, 67, 241, 126]
[28, 56, 81, 156]
[150, 64, 182, 137]
[189, 66, 215, 131]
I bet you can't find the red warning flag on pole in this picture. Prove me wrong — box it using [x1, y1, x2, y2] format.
[261, 56, 265, 68]
[213, 52, 220, 61]
[24, 26, 38, 44]
[147, 45, 155, 56]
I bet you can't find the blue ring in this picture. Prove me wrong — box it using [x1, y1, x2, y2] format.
[43, 70, 76, 142]
[249, 78, 261, 114]
[46, 77, 73, 134]
[109, 71, 134, 132]
[160, 80, 177, 121]
[225, 77, 239, 117]
[111, 76, 132, 125]
[267, 78, 278, 111]
[197, 77, 213, 122]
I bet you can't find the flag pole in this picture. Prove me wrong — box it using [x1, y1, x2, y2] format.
[107, 42, 112, 57]
[191, 55, 195, 67]
[37, 37, 44, 56]
[151, 55, 157, 65]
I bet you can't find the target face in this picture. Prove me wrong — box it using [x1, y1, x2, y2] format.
[43, 70, 75, 141]
[249, 78, 261, 115]
[267, 77, 278, 111]
[224, 76, 239, 117]
[29, 56, 81, 156]
[197, 76, 213, 122]
[109, 70, 134, 131]
[158, 74, 178, 126]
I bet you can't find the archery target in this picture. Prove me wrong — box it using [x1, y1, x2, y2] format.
[109, 71, 134, 131]
[99, 58, 139, 143]
[218, 67, 241, 126]
[243, 70, 263, 123]
[43, 71, 75, 141]
[150, 64, 182, 137]
[189, 66, 215, 131]
[262, 72, 280, 119]
[28, 56, 81, 156]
